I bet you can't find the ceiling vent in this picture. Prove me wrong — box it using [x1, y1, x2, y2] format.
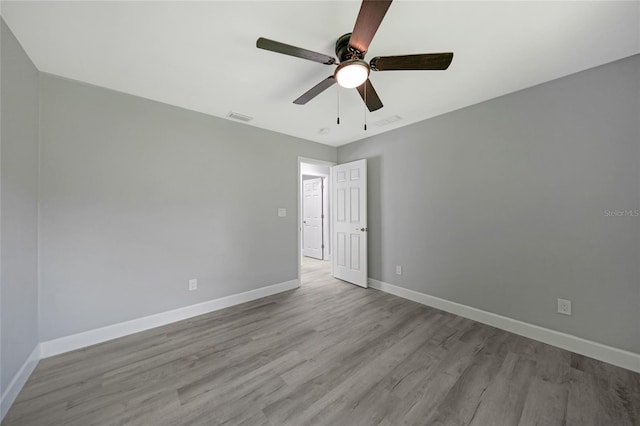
[374, 115, 402, 127]
[227, 111, 253, 122]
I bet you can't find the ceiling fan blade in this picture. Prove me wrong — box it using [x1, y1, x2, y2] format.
[370, 53, 454, 71]
[293, 76, 337, 105]
[349, 0, 393, 53]
[356, 79, 383, 112]
[257, 37, 336, 65]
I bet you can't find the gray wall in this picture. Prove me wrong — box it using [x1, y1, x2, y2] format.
[339, 55, 640, 353]
[38, 74, 336, 341]
[1, 19, 40, 393]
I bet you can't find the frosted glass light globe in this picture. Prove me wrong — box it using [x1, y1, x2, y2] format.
[335, 60, 370, 88]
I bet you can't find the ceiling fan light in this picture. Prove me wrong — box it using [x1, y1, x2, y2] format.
[335, 60, 370, 88]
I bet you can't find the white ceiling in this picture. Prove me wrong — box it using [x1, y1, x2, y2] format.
[2, 1, 638, 147]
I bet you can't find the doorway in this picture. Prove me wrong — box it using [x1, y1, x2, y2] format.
[298, 158, 335, 286]
[302, 176, 324, 259]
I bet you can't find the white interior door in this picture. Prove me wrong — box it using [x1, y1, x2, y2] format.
[303, 177, 323, 259]
[332, 159, 367, 287]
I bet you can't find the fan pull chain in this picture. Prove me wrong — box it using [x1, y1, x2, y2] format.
[363, 83, 368, 131]
[336, 85, 340, 125]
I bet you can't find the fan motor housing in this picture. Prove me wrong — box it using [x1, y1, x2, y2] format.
[335, 33, 364, 61]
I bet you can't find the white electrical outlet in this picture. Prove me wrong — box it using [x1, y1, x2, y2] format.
[557, 298, 571, 315]
[278, 208, 286, 217]
[189, 279, 198, 291]
[395, 265, 402, 275]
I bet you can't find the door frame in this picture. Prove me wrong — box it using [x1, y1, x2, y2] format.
[298, 157, 336, 286]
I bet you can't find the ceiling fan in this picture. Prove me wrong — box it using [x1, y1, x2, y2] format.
[256, 0, 453, 112]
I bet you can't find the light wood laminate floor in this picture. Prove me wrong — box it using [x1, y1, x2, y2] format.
[4, 257, 640, 425]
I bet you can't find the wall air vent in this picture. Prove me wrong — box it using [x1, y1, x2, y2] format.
[227, 111, 254, 122]
[374, 115, 402, 127]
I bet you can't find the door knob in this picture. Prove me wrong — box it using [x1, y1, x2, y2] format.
[358, 228, 368, 232]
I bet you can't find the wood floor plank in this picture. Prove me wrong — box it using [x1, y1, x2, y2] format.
[566, 366, 637, 426]
[518, 376, 569, 426]
[291, 311, 450, 425]
[466, 352, 537, 426]
[4, 257, 640, 426]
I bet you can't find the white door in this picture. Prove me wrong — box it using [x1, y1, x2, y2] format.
[303, 177, 323, 259]
[332, 159, 368, 287]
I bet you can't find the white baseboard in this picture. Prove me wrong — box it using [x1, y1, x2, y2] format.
[368, 278, 640, 373]
[1, 344, 40, 422]
[40, 279, 299, 358]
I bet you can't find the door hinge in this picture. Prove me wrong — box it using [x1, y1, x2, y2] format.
[321, 214, 324, 219]
[321, 244, 325, 249]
